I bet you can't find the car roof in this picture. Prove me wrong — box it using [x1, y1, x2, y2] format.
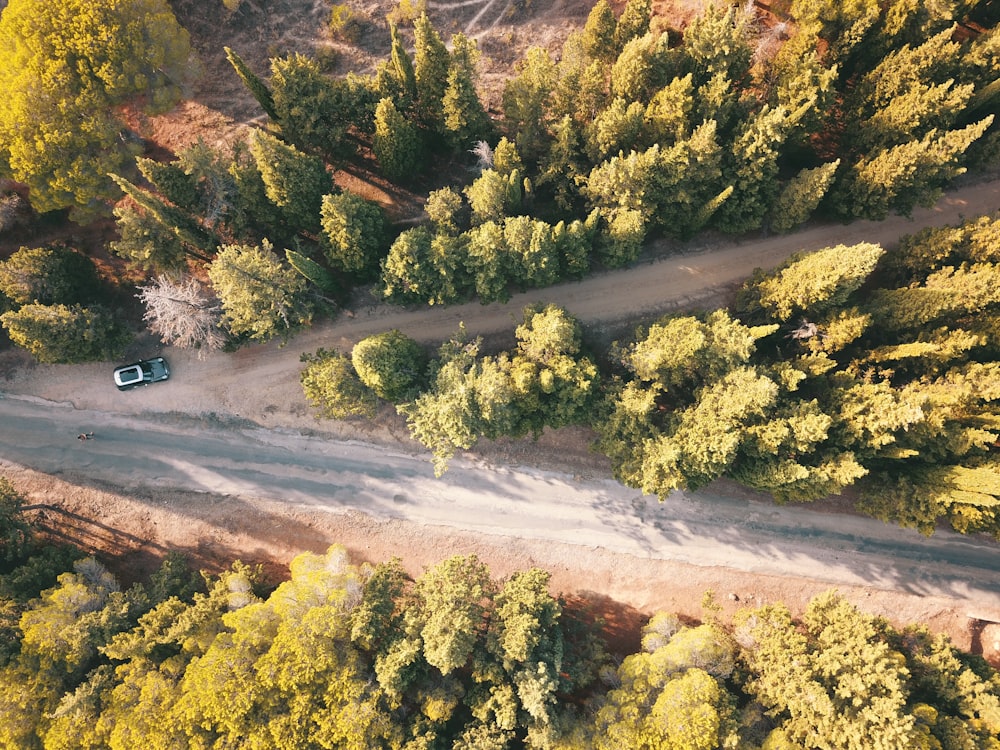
[116, 365, 142, 383]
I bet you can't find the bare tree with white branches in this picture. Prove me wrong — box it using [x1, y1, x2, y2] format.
[137, 274, 226, 354]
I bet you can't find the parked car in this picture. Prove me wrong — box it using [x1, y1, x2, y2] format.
[113, 357, 170, 391]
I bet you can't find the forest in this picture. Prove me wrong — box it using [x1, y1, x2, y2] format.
[0, 0, 998, 535]
[1, 0, 1000, 746]
[0, 477, 998, 750]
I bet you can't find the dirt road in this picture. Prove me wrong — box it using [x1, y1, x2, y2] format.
[2, 393, 999, 610]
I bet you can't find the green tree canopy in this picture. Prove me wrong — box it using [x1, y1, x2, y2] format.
[207, 241, 314, 343]
[502, 47, 557, 163]
[413, 13, 451, 132]
[0, 303, 130, 364]
[736, 591, 961, 750]
[442, 34, 493, 152]
[267, 53, 370, 161]
[739, 242, 886, 322]
[320, 192, 388, 276]
[0, 0, 195, 219]
[351, 330, 428, 402]
[0, 246, 102, 308]
[247, 129, 333, 234]
[300, 348, 377, 419]
[373, 97, 426, 182]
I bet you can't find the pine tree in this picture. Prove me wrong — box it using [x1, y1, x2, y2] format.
[736, 592, 931, 749]
[682, 1, 754, 85]
[110, 175, 216, 260]
[595, 208, 646, 268]
[501, 46, 556, 163]
[352, 330, 427, 402]
[442, 34, 492, 152]
[247, 129, 333, 234]
[537, 114, 586, 212]
[581, 0, 618, 63]
[400, 335, 485, 475]
[713, 105, 793, 234]
[424, 186, 466, 235]
[770, 161, 840, 232]
[642, 73, 695, 147]
[413, 13, 451, 131]
[285, 247, 340, 295]
[0, 0, 195, 219]
[373, 97, 426, 181]
[225, 46, 278, 120]
[658, 120, 727, 238]
[614, 0, 652, 50]
[610, 32, 658, 103]
[770, 40, 838, 146]
[300, 349, 377, 419]
[851, 28, 972, 152]
[389, 23, 418, 106]
[741, 242, 885, 322]
[320, 192, 388, 276]
[110, 203, 189, 272]
[0, 246, 102, 307]
[465, 221, 512, 303]
[207, 241, 314, 342]
[504, 216, 561, 288]
[0, 303, 131, 364]
[584, 97, 646, 163]
[269, 53, 364, 161]
[789, 0, 880, 64]
[136, 156, 199, 212]
[834, 116, 994, 220]
[464, 168, 522, 225]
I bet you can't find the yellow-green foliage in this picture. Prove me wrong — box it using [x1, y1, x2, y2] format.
[0, 0, 194, 219]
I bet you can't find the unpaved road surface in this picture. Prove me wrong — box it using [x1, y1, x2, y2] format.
[4, 178, 999, 434]
[2, 393, 999, 610]
[1, 178, 999, 626]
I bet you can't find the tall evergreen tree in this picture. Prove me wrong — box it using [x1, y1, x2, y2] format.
[269, 53, 365, 161]
[581, 0, 618, 63]
[770, 161, 840, 232]
[110, 175, 216, 260]
[352, 330, 427, 402]
[389, 22, 418, 107]
[1, 303, 131, 364]
[300, 349, 377, 419]
[682, 1, 754, 85]
[713, 105, 793, 234]
[320, 192, 388, 276]
[413, 13, 451, 132]
[614, 0, 653, 50]
[247, 129, 333, 234]
[225, 46, 278, 120]
[442, 34, 492, 152]
[208, 241, 314, 342]
[833, 116, 993, 220]
[502, 46, 557, 163]
[373, 97, 426, 181]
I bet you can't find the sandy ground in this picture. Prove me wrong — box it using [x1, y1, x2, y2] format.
[2, 177, 1000, 658]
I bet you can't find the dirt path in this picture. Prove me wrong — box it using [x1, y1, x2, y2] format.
[3, 177, 998, 436]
